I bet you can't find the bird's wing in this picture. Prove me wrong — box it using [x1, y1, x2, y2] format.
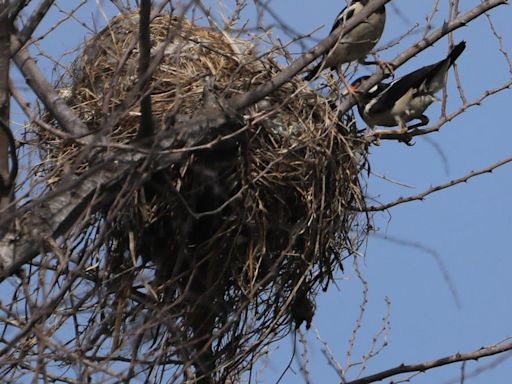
[360, 81, 392, 104]
[330, 2, 361, 33]
[367, 42, 466, 115]
[367, 64, 436, 115]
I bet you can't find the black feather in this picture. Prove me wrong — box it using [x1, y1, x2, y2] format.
[368, 41, 466, 115]
[330, 5, 354, 33]
[368, 66, 434, 115]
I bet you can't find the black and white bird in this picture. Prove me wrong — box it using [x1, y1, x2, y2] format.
[350, 41, 466, 132]
[304, 0, 387, 81]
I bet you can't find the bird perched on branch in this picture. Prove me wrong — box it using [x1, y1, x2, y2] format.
[349, 41, 467, 133]
[304, 0, 387, 81]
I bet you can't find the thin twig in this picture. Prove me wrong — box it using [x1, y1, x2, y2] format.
[345, 339, 512, 384]
[359, 155, 512, 212]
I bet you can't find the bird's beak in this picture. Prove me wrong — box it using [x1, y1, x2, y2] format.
[341, 85, 359, 97]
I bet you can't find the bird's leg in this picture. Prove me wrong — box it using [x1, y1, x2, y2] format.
[407, 115, 430, 130]
[395, 116, 408, 134]
[392, 116, 415, 145]
[389, 116, 413, 145]
[395, 115, 429, 145]
[370, 129, 414, 146]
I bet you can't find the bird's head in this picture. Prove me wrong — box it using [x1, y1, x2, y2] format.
[342, 75, 383, 100]
[351, 0, 386, 12]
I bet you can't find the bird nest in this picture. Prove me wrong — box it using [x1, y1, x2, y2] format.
[36, 12, 370, 382]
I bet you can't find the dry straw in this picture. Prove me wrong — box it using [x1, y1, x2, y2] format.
[37, 12, 370, 382]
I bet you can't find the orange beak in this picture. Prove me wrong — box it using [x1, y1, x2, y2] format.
[341, 84, 360, 97]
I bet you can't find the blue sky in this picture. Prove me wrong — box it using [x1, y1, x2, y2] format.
[7, 1, 512, 383]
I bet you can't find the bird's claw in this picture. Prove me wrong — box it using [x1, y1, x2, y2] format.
[378, 61, 395, 77]
[363, 59, 395, 77]
[398, 133, 414, 146]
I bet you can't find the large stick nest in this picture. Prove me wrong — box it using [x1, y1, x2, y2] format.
[37, 12, 370, 383]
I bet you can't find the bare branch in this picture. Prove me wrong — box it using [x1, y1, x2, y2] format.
[15, 0, 54, 49]
[360, 155, 512, 212]
[0, 2, 15, 209]
[11, 33, 89, 137]
[135, 0, 155, 141]
[345, 339, 512, 384]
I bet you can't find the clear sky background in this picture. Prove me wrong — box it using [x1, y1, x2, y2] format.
[8, 1, 512, 383]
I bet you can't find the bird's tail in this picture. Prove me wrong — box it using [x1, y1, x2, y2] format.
[425, 41, 467, 94]
[447, 41, 466, 67]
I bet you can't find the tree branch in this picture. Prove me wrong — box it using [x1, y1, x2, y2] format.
[0, 2, 14, 209]
[345, 339, 512, 384]
[11, 33, 89, 137]
[15, 0, 54, 49]
[8, 0, 26, 21]
[135, 0, 155, 141]
[359, 155, 512, 212]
